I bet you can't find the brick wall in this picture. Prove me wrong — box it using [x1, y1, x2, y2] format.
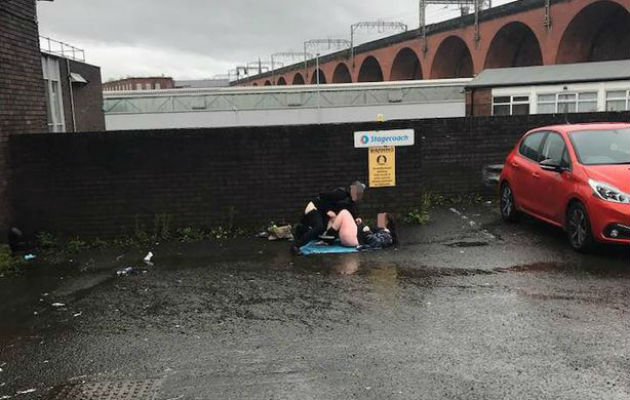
[8, 111, 630, 238]
[467, 88, 493, 116]
[0, 0, 47, 235]
[103, 77, 175, 91]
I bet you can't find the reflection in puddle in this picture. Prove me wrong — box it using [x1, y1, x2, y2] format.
[368, 266, 400, 309]
[331, 255, 360, 276]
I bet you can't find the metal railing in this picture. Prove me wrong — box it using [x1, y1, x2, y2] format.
[40, 36, 85, 62]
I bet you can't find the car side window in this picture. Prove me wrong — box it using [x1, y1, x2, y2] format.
[519, 132, 547, 162]
[541, 132, 569, 167]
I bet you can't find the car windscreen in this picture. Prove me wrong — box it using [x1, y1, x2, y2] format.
[569, 128, 630, 165]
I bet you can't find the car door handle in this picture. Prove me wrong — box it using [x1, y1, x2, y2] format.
[511, 162, 520, 169]
[532, 172, 540, 179]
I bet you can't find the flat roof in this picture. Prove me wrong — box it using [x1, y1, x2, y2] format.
[174, 79, 230, 88]
[466, 60, 630, 88]
[103, 79, 470, 115]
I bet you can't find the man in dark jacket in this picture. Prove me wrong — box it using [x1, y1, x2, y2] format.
[293, 181, 366, 250]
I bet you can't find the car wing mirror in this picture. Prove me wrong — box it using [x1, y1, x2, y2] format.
[540, 159, 563, 172]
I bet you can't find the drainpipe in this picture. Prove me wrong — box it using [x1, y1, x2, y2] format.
[66, 58, 77, 133]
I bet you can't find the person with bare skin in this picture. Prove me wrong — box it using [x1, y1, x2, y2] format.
[322, 210, 398, 249]
[292, 182, 366, 252]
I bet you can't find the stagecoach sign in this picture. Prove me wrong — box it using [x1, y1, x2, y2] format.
[354, 129, 415, 148]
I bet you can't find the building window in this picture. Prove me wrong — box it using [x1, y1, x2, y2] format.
[577, 92, 597, 112]
[537, 94, 556, 114]
[145, 83, 152, 90]
[492, 95, 530, 116]
[41, 56, 65, 133]
[155, 83, 161, 90]
[606, 90, 630, 111]
[136, 83, 143, 91]
[537, 92, 598, 114]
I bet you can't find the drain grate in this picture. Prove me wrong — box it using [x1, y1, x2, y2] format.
[46, 380, 160, 400]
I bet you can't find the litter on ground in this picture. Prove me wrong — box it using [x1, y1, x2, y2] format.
[117, 267, 135, 276]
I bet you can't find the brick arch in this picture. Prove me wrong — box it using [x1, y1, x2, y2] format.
[484, 21, 543, 69]
[390, 47, 423, 81]
[310, 69, 327, 84]
[332, 63, 352, 83]
[252, 83, 259, 86]
[430, 36, 473, 78]
[292, 73, 305, 85]
[358, 56, 384, 82]
[276, 77, 287, 85]
[556, 0, 630, 64]
[264, 80, 271, 86]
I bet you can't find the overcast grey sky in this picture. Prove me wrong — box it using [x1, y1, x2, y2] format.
[37, 0, 515, 81]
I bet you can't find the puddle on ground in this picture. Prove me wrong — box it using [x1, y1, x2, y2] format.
[446, 241, 489, 248]
[495, 261, 630, 278]
[290, 254, 494, 283]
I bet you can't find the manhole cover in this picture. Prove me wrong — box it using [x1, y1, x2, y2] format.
[46, 380, 160, 400]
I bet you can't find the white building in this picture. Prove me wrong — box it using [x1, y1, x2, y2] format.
[466, 60, 630, 116]
[103, 79, 469, 131]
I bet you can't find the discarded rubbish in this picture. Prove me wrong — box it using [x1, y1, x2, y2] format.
[117, 267, 135, 276]
[256, 222, 294, 241]
[73, 312, 83, 318]
[23, 254, 36, 261]
[16, 389, 36, 395]
[268, 225, 293, 241]
[51, 303, 65, 308]
[0, 395, 10, 400]
[143, 252, 154, 264]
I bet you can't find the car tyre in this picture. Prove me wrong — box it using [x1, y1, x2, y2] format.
[500, 183, 519, 222]
[566, 202, 594, 252]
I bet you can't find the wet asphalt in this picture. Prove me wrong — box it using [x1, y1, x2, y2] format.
[0, 203, 628, 400]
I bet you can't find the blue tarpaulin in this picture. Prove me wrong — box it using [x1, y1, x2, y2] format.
[299, 241, 358, 256]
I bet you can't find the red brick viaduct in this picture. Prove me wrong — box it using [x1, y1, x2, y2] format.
[238, 0, 630, 87]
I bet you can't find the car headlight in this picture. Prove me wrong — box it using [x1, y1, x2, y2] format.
[589, 179, 630, 204]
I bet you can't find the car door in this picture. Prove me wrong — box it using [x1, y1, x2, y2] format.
[535, 131, 572, 223]
[511, 131, 547, 213]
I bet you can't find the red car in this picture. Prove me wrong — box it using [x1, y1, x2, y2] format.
[499, 123, 630, 251]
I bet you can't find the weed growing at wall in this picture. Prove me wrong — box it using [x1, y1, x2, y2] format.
[0, 245, 26, 276]
[405, 193, 434, 225]
[36, 232, 58, 249]
[65, 237, 89, 254]
[405, 191, 485, 225]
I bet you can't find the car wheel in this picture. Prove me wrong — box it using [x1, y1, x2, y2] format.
[566, 202, 593, 252]
[500, 183, 519, 222]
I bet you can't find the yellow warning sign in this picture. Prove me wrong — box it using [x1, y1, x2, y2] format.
[369, 147, 396, 188]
